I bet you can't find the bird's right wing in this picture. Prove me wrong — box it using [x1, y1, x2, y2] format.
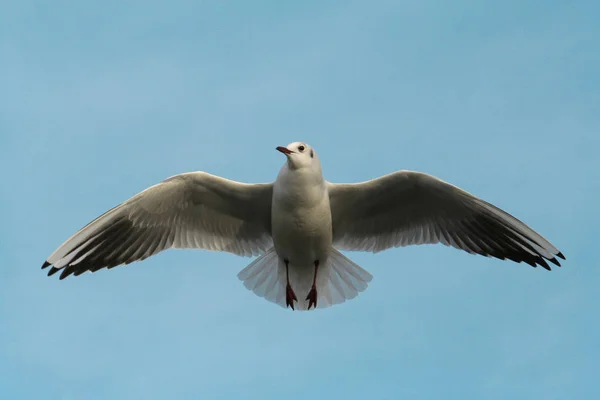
[42, 172, 274, 279]
[328, 171, 564, 269]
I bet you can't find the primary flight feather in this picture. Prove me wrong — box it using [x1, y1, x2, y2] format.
[42, 142, 565, 310]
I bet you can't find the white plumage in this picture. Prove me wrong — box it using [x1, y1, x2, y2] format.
[42, 142, 564, 311]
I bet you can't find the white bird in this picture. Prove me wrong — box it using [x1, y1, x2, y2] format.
[42, 142, 565, 310]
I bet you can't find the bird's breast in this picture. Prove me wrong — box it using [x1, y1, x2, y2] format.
[271, 188, 332, 266]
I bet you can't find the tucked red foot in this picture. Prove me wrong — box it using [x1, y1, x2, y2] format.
[286, 284, 298, 310]
[306, 260, 320, 310]
[284, 259, 297, 310]
[306, 286, 318, 310]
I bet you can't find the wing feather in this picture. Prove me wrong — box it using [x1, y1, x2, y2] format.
[328, 171, 564, 270]
[43, 172, 273, 278]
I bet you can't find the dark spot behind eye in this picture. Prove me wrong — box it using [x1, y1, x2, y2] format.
[298, 145, 305, 152]
[310, 149, 314, 158]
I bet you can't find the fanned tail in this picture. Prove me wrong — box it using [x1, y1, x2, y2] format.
[237, 247, 284, 306]
[237, 247, 373, 310]
[318, 248, 373, 308]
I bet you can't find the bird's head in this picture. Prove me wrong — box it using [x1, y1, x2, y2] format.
[276, 142, 321, 172]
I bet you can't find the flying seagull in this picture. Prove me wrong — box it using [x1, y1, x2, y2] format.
[42, 142, 565, 310]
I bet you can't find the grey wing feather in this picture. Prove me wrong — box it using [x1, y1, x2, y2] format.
[42, 172, 273, 279]
[328, 171, 564, 270]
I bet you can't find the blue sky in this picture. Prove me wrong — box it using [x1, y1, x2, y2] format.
[1, 0, 598, 398]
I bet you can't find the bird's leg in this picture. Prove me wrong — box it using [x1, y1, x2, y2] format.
[306, 260, 319, 310]
[285, 259, 297, 310]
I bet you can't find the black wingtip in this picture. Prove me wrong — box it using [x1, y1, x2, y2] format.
[47, 267, 61, 277]
[557, 251, 566, 260]
[548, 257, 562, 267]
[59, 266, 74, 280]
[42, 261, 51, 269]
[538, 258, 551, 271]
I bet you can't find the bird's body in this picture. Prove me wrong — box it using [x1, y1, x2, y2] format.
[272, 158, 332, 267]
[41, 142, 565, 310]
[271, 147, 333, 308]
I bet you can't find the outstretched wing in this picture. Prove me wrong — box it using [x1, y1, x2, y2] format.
[328, 171, 564, 269]
[42, 172, 274, 279]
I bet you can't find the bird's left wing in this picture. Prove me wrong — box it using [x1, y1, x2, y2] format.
[42, 172, 274, 279]
[328, 171, 564, 269]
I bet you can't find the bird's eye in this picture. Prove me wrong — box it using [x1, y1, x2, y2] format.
[298, 145, 305, 152]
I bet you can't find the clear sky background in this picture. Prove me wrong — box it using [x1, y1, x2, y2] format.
[1, 1, 598, 399]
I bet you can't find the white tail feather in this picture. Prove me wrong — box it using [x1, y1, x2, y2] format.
[237, 247, 373, 310]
